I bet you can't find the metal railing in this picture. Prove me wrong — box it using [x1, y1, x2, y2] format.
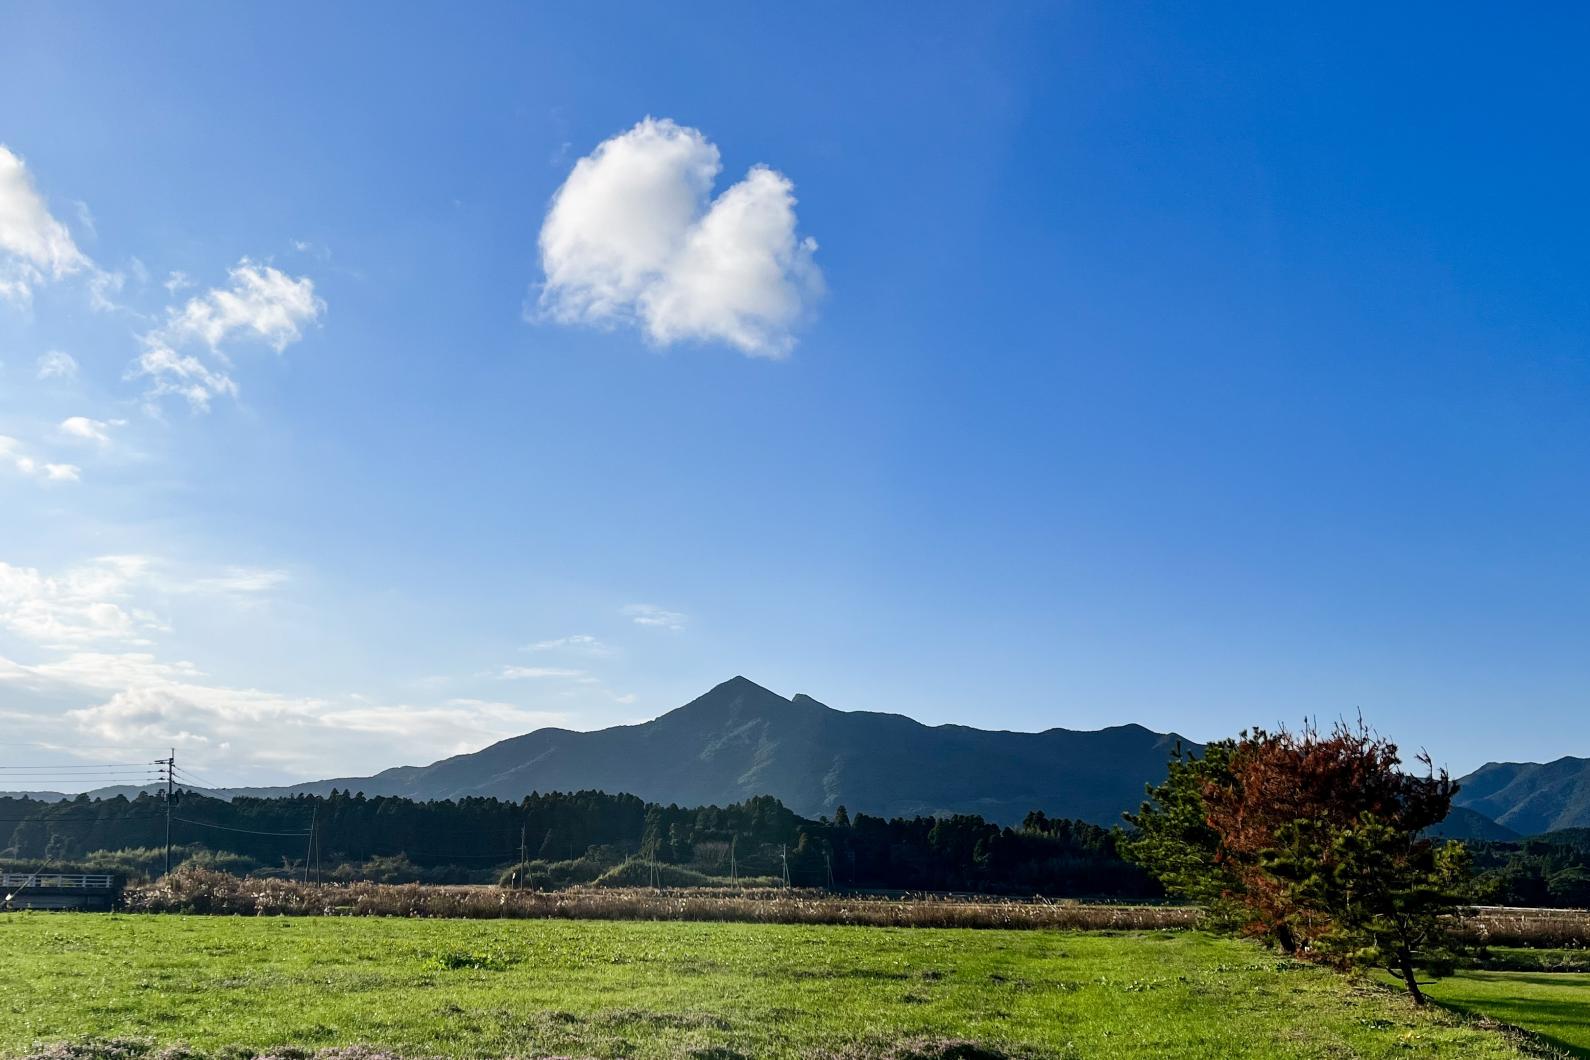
[0, 872, 116, 889]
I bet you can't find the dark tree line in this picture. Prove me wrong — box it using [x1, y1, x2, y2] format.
[0, 789, 1153, 898]
[1467, 829, 1590, 908]
[807, 809, 1153, 896]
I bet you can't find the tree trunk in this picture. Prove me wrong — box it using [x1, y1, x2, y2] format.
[1274, 922, 1297, 955]
[1397, 948, 1425, 1005]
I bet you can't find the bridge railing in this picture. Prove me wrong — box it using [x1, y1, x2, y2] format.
[1, 872, 117, 890]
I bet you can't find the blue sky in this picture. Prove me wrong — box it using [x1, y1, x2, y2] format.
[1, 3, 1587, 786]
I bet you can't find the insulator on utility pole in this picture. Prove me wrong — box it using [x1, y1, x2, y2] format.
[158, 748, 175, 877]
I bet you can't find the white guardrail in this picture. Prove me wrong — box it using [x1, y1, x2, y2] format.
[0, 873, 116, 889]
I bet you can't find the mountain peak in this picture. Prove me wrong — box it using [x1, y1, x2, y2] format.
[669, 676, 789, 717]
[700, 675, 782, 700]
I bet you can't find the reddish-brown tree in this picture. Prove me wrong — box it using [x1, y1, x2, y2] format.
[1200, 719, 1457, 955]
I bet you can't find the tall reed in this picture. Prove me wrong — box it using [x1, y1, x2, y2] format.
[124, 868, 1200, 930]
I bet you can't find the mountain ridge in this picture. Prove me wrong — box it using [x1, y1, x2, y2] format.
[117, 676, 1205, 826]
[1453, 756, 1590, 834]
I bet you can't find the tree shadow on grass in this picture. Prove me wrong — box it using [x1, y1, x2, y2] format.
[1436, 991, 1590, 1059]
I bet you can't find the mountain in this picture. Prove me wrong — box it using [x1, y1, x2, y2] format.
[1455, 757, 1590, 834]
[1427, 805, 1518, 842]
[213, 676, 1200, 826]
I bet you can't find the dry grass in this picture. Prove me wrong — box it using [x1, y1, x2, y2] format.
[120, 870, 1590, 946]
[122, 867, 1200, 931]
[1454, 906, 1590, 949]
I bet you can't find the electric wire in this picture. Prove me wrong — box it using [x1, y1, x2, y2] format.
[171, 764, 223, 789]
[0, 763, 153, 770]
[170, 817, 311, 837]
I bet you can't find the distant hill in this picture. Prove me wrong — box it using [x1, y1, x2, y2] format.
[1428, 805, 1518, 842]
[1455, 757, 1590, 835]
[180, 676, 1200, 826]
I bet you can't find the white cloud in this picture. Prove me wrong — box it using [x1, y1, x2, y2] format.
[58, 416, 123, 446]
[537, 117, 821, 358]
[0, 555, 294, 651]
[0, 650, 579, 784]
[318, 699, 569, 755]
[135, 259, 325, 411]
[35, 350, 78, 380]
[163, 270, 194, 294]
[129, 344, 238, 411]
[497, 665, 591, 681]
[87, 268, 126, 312]
[0, 555, 587, 783]
[622, 603, 687, 631]
[527, 633, 614, 656]
[162, 258, 324, 352]
[0, 145, 88, 304]
[0, 434, 82, 485]
[0, 556, 162, 646]
[39, 462, 80, 481]
[182, 567, 290, 595]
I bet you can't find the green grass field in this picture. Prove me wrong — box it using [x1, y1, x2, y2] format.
[0, 913, 1557, 1059]
[1424, 969, 1590, 1058]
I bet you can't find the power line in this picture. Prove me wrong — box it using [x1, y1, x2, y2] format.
[0, 813, 168, 823]
[171, 817, 311, 837]
[0, 781, 160, 785]
[0, 773, 162, 779]
[0, 767, 161, 776]
[171, 764, 223, 790]
[0, 782, 161, 791]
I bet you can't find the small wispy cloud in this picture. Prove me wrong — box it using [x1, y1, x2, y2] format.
[35, 350, 78, 381]
[58, 416, 124, 446]
[134, 258, 326, 411]
[0, 434, 80, 484]
[497, 665, 592, 681]
[527, 633, 614, 656]
[179, 567, 290, 595]
[622, 603, 687, 631]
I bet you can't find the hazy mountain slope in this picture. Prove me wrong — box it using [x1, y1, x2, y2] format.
[1428, 805, 1519, 841]
[217, 676, 1202, 826]
[1455, 757, 1590, 834]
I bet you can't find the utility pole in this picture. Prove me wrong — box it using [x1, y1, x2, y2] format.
[781, 843, 790, 889]
[518, 822, 528, 891]
[157, 748, 175, 877]
[303, 805, 317, 885]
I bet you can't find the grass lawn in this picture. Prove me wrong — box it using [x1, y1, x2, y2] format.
[1423, 970, 1590, 1058]
[0, 913, 1548, 1059]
